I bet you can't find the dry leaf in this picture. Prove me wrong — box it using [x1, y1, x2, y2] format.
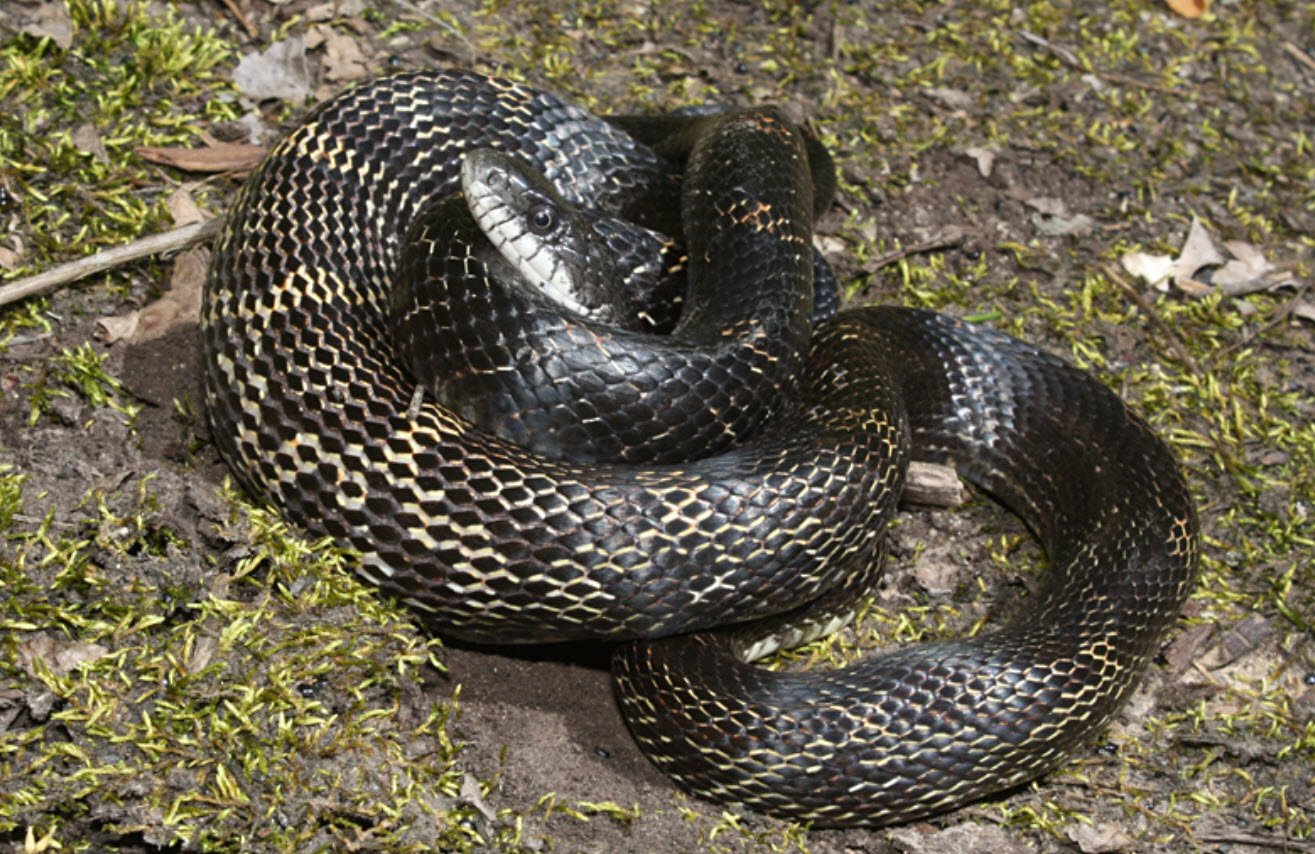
[305, 1, 336, 22]
[1172, 216, 1226, 283]
[0, 245, 22, 270]
[233, 38, 312, 103]
[188, 634, 219, 674]
[1294, 301, 1315, 324]
[962, 145, 998, 178]
[1213, 240, 1276, 295]
[101, 248, 209, 344]
[19, 634, 109, 677]
[72, 123, 109, 162]
[134, 247, 208, 341]
[460, 774, 497, 822]
[1067, 822, 1136, 853]
[813, 234, 845, 256]
[1166, 0, 1207, 19]
[136, 142, 266, 173]
[18, 2, 74, 49]
[1121, 250, 1175, 288]
[928, 87, 973, 110]
[95, 314, 139, 344]
[1024, 196, 1069, 218]
[319, 28, 370, 82]
[166, 185, 207, 227]
[1033, 211, 1095, 237]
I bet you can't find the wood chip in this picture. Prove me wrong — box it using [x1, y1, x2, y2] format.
[901, 461, 968, 508]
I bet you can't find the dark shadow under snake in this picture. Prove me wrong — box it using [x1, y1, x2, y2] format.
[201, 69, 1199, 826]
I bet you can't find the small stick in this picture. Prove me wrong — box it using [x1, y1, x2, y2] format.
[1282, 40, 1315, 75]
[0, 217, 224, 309]
[1220, 281, 1311, 357]
[1016, 30, 1175, 94]
[864, 229, 966, 274]
[1101, 263, 1199, 373]
[215, 0, 258, 40]
[1197, 833, 1315, 853]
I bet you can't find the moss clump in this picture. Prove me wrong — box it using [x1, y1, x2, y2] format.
[0, 0, 236, 283]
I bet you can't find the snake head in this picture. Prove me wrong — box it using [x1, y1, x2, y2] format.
[460, 148, 636, 324]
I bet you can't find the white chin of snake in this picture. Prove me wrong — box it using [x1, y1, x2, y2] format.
[465, 180, 593, 319]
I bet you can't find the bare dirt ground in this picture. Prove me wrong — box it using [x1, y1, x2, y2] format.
[2, 1, 1313, 852]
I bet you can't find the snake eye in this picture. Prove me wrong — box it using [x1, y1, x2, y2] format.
[527, 203, 557, 236]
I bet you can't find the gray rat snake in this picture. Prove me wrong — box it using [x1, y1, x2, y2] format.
[202, 68, 1198, 826]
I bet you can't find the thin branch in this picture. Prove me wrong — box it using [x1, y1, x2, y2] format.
[1197, 833, 1315, 853]
[214, 0, 258, 40]
[1101, 263, 1199, 373]
[1282, 40, 1315, 76]
[0, 217, 224, 309]
[864, 228, 967, 274]
[1220, 280, 1311, 357]
[1017, 30, 1175, 94]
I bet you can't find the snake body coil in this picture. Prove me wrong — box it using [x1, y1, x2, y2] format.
[202, 69, 1199, 826]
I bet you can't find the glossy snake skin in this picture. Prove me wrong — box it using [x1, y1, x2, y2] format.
[202, 68, 1198, 826]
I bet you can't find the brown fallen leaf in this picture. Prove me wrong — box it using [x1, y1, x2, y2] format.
[0, 244, 22, 270]
[166, 184, 207, 227]
[18, 2, 74, 49]
[72, 123, 109, 162]
[137, 247, 208, 341]
[317, 26, 371, 82]
[19, 634, 109, 678]
[1164, 622, 1214, 676]
[97, 246, 208, 344]
[1166, 0, 1207, 19]
[1172, 216, 1226, 284]
[136, 142, 266, 173]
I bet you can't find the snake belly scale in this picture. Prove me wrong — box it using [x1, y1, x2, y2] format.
[202, 68, 1199, 826]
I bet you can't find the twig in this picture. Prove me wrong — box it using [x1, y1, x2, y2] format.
[1220, 281, 1311, 357]
[1101, 263, 1199, 373]
[0, 217, 224, 309]
[864, 228, 966, 274]
[1197, 833, 1315, 852]
[214, 0, 258, 40]
[1016, 30, 1174, 94]
[1282, 41, 1315, 76]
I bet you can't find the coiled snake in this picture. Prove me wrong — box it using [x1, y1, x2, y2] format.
[202, 69, 1199, 826]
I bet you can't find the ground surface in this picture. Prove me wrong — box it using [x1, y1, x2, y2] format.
[1, 1, 1313, 852]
